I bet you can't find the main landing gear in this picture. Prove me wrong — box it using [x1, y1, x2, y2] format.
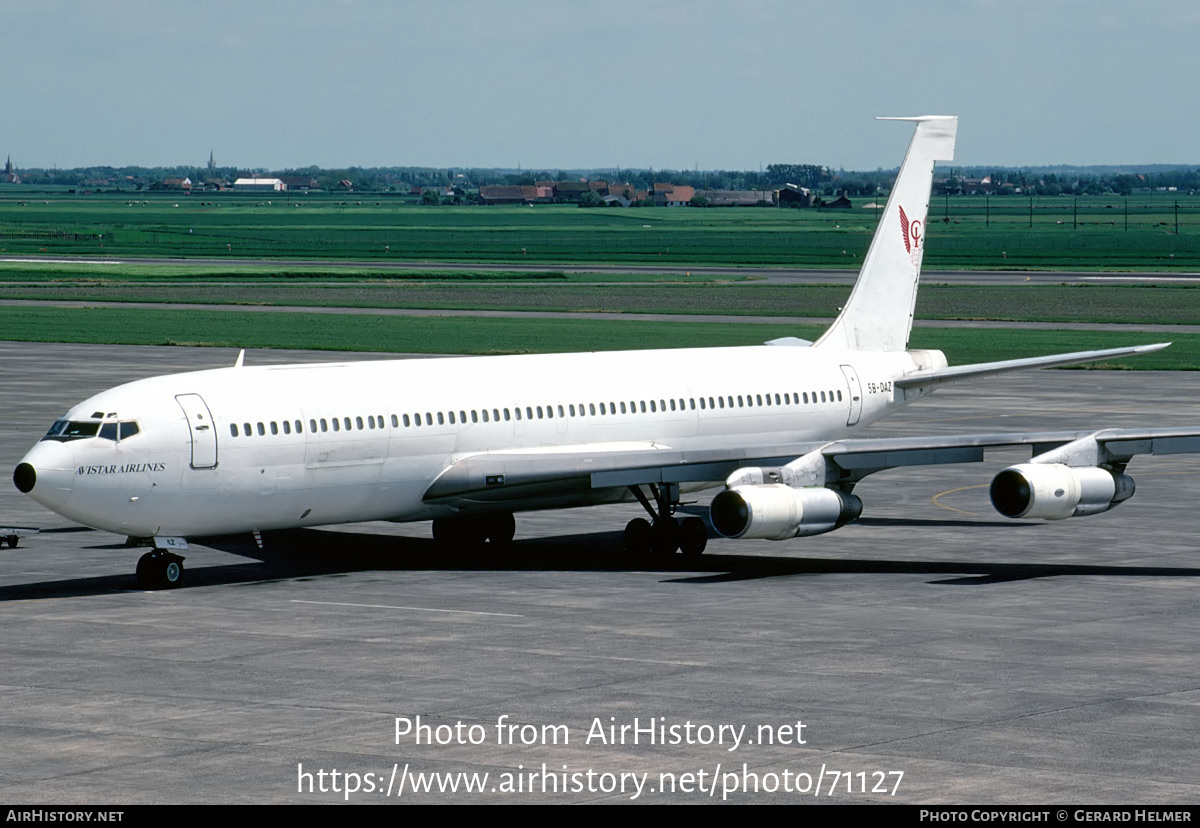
[136, 549, 185, 589]
[623, 483, 708, 559]
[432, 512, 516, 550]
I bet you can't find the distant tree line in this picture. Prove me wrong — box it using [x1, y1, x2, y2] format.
[7, 161, 1199, 197]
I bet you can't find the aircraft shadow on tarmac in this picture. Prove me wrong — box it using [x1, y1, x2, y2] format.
[2, 523, 1200, 600]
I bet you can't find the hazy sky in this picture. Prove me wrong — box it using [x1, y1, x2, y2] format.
[6, 0, 1198, 171]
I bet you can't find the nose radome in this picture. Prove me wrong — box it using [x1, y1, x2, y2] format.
[13, 441, 74, 511]
[13, 462, 35, 493]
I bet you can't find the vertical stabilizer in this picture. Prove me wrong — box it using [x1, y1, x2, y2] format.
[815, 116, 957, 352]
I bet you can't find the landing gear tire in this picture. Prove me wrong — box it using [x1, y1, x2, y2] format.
[678, 517, 708, 558]
[651, 518, 680, 557]
[433, 515, 514, 551]
[622, 518, 653, 556]
[485, 513, 516, 547]
[5, 535, 18, 548]
[136, 550, 185, 590]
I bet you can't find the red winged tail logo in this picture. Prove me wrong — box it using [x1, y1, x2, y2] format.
[898, 204, 922, 266]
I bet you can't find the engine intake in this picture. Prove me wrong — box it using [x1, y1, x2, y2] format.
[990, 463, 1134, 520]
[710, 485, 862, 540]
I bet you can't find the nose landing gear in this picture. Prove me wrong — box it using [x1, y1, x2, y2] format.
[136, 549, 185, 589]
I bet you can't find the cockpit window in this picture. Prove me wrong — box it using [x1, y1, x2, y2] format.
[41, 419, 141, 443]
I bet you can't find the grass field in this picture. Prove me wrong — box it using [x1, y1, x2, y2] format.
[1, 192, 1199, 269]
[0, 305, 1186, 369]
[2, 190, 1197, 367]
[4, 272, 1200, 326]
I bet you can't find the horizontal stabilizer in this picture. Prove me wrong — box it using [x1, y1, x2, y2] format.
[894, 343, 1170, 389]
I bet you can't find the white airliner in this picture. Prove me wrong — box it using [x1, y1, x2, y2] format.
[14, 116, 1200, 588]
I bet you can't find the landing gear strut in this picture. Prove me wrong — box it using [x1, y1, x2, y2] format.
[622, 483, 708, 558]
[136, 549, 185, 589]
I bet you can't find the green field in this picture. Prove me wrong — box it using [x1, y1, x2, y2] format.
[4, 267, 1200, 326]
[0, 305, 1186, 369]
[1, 192, 1198, 269]
[1, 190, 1197, 367]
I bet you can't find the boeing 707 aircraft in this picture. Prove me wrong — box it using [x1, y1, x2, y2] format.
[14, 116, 1200, 588]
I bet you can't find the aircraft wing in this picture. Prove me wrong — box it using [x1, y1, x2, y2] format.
[894, 343, 1171, 390]
[422, 427, 1200, 505]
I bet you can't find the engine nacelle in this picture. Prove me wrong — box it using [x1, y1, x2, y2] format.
[989, 463, 1135, 520]
[710, 485, 863, 540]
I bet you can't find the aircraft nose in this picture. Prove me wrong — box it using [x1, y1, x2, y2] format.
[13, 462, 36, 492]
[13, 441, 74, 511]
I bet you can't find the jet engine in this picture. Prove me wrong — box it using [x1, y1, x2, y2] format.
[989, 463, 1135, 520]
[710, 485, 862, 540]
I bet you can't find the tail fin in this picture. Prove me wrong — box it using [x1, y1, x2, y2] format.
[815, 116, 957, 352]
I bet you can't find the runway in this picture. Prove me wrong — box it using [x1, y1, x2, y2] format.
[1, 342, 1198, 803]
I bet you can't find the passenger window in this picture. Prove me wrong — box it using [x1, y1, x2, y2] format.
[650, 400, 657, 412]
[283, 421, 291, 434]
[356, 416, 364, 430]
[448, 412, 456, 425]
[557, 405, 564, 417]
[437, 412, 445, 425]
[270, 422, 278, 435]
[537, 406, 544, 419]
[230, 424, 238, 437]
[504, 409, 511, 421]
[296, 420, 303, 433]
[243, 422, 252, 435]
[332, 418, 340, 432]
[393, 415, 400, 428]
[481, 410, 489, 423]
[310, 419, 318, 433]
[471, 411, 478, 423]
[320, 419, 328, 432]
[526, 406, 533, 420]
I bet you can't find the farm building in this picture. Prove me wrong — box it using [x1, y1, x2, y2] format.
[233, 177, 287, 192]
